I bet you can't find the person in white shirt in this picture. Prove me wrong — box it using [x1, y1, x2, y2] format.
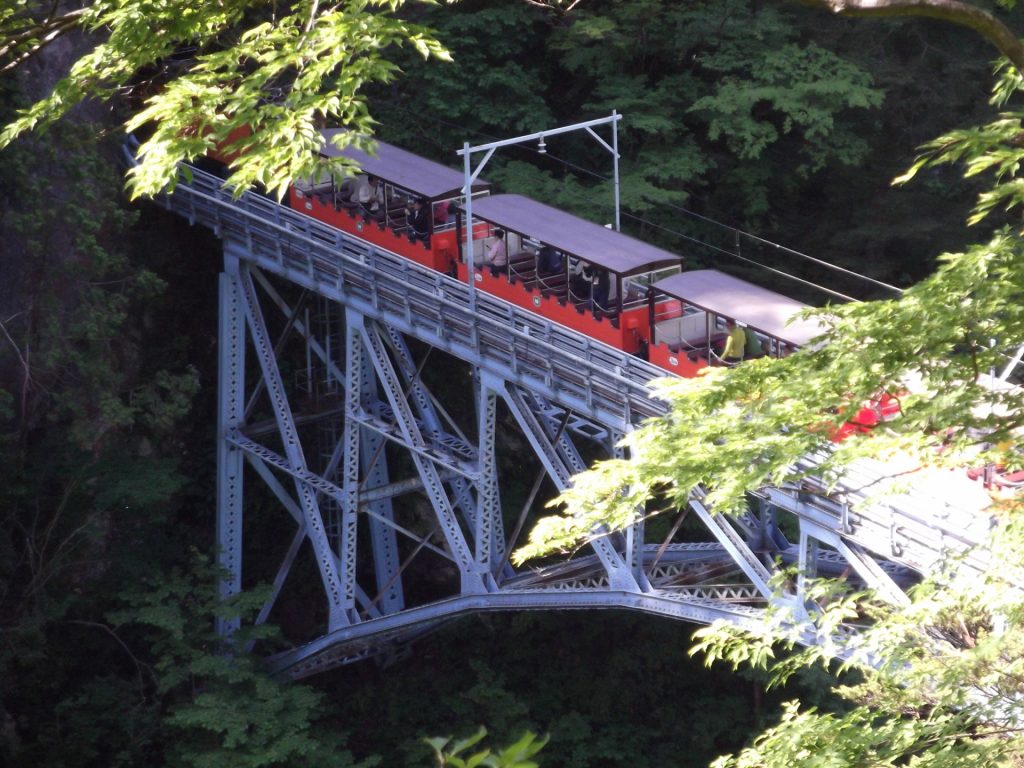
[350, 174, 383, 215]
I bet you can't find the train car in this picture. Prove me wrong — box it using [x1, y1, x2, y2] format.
[288, 130, 490, 274]
[646, 269, 824, 377]
[458, 194, 681, 355]
[644, 270, 904, 436]
[276, 130, 833, 371]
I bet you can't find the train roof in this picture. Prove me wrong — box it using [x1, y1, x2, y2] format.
[318, 130, 487, 200]
[652, 269, 825, 347]
[470, 194, 681, 277]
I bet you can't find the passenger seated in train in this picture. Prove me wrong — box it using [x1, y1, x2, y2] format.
[433, 200, 449, 227]
[406, 197, 431, 245]
[343, 174, 383, 216]
[744, 327, 764, 359]
[569, 260, 589, 298]
[584, 264, 611, 313]
[537, 244, 563, 275]
[336, 173, 364, 205]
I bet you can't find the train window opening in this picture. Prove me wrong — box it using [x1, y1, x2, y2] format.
[627, 265, 682, 290]
[652, 299, 711, 356]
[293, 168, 335, 201]
[432, 198, 458, 232]
[621, 269, 673, 312]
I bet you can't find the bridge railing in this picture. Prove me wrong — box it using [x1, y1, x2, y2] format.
[160, 162, 668, 430]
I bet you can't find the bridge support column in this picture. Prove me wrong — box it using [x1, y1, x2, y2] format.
[230, 247, 348, 630]
[339, 313, 405, 617]
[797, 527, 820, 601]
[475, 379, 497, 574]
[613, 431, 651, 592]
[361, 432, 404, 614]
[339, 317, 365, 624]
[216, 257, 246, 637]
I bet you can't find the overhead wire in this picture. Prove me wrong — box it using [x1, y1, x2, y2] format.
[373, 102, 903, 302]
[620, 212, 859, 303]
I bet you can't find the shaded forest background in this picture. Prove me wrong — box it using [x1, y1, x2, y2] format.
[0, 0, 1013, 765]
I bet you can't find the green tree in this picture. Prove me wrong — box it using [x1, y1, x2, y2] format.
[106, 556, 372, 768]
[0, 118, 199, 766]
[426, 727, 548, 768]
[0, 0, 451, 199]
[516, 19, 1024, 768]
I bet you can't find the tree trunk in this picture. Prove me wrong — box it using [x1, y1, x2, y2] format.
[802, 0, 1024, 73]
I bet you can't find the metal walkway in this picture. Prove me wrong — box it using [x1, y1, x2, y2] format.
[147, 157, 994, 679]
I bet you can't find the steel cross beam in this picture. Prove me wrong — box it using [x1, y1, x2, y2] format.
[381, 328, 480, 536]
[228, 430, 456, 563]
[251, 268, 346, 390]
[355, 315, 489, 593]
[689, 497, 775, 602]
[230, 253, 348, 629]
[501, 384, 637, 590]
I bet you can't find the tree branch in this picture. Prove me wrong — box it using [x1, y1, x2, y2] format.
[63, 619, 155, 699]
[0, 9, 87, 75]
[802, 0, 1024, 73]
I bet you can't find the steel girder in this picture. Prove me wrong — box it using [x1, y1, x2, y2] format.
[269, 587, 772, 680]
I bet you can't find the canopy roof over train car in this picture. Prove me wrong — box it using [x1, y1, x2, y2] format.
[471, 194, 681, 277]
[318, 130, 487, 199]
[653, 269, 825, 347]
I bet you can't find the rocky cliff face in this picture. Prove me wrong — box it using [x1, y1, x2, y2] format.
[0, 25, 123, 396]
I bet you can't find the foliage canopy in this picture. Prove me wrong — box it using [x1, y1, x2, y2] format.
[1, 0, 451, 199]
[517, 42, 1024, 768]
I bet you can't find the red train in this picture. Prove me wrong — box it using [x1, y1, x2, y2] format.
[289, 129, 821, 380]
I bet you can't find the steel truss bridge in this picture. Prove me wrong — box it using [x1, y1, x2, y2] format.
[150, 159, 994, 680]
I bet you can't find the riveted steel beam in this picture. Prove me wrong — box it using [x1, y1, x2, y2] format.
[216, 259, 247, 637]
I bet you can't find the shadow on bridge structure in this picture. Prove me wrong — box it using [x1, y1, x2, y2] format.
[144, 156, 995, 680]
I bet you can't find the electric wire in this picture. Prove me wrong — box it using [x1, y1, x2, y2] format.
[374, 103, 902, 300]
[620, 212, 859, 303]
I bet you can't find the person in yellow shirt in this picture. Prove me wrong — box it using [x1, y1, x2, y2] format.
[721, 319, 746, 364]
